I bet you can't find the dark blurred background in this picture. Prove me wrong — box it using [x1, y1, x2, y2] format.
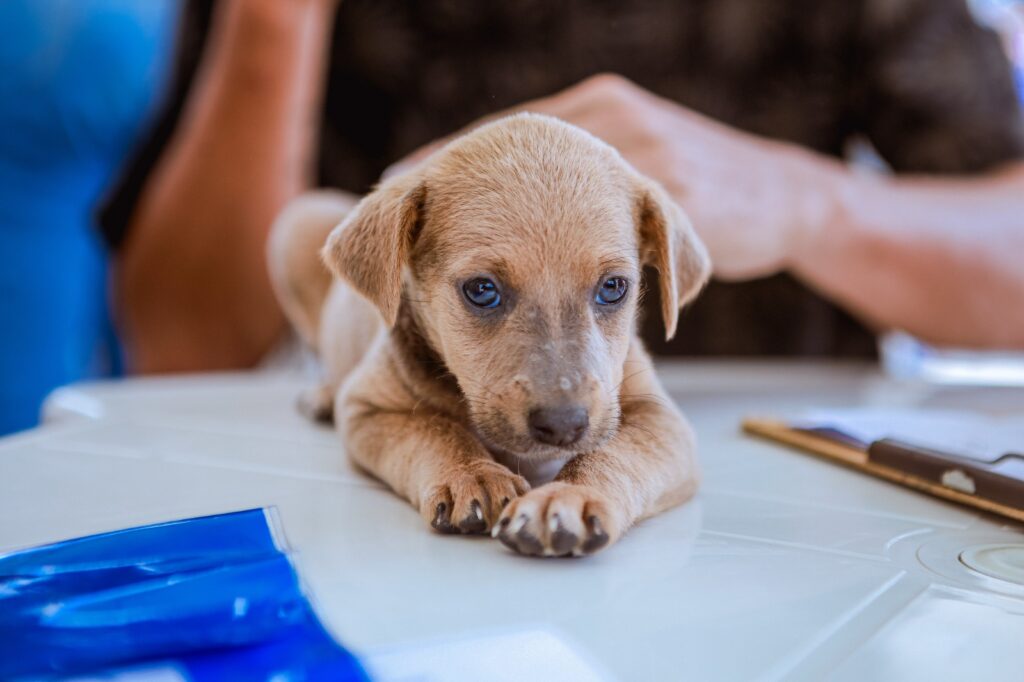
[2, 0, 1023, 435]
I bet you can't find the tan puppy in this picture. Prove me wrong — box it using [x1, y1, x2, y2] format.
[269, 114, 710, 556]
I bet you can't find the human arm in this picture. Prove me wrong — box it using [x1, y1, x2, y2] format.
[793, 163, 1024, 349]
[115, 0, 337, 372]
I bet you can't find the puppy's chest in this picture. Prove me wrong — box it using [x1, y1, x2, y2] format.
[490, 450, 568, 487]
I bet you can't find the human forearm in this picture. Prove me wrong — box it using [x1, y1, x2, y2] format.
[791, 163, 1024, 349]
[117, 0, 336, 372]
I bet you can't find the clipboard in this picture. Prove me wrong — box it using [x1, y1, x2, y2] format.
[742, 416, 1024, 524]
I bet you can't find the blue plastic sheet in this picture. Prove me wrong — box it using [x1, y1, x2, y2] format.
[0, 508, 369, 681]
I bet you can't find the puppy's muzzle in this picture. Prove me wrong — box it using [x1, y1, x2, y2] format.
[528, 405, 589, 447]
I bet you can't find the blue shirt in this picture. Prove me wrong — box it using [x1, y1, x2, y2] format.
[0, 0, 179, 434]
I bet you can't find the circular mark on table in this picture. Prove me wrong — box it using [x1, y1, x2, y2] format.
[960, 543, 1024, 586]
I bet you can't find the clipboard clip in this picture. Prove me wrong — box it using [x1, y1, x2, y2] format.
[868, 439, 1024, 512]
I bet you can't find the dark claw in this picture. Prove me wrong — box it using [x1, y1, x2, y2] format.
[458, 500, 488, 534]
[581, 515, 609, 553]
[497, 527, 520, 552]
[495, 516, 518, 551]
[514, 528, 544, 555]
[497, 515, 543, 556]
[296, 395, 334, 425]
[311, 404, 334, 425]
[432, 502, 458, 534]
[549, 515, 579, 556]
[505, 514, 543, 555]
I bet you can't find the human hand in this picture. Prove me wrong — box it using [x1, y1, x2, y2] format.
[387, 75, 846, 280]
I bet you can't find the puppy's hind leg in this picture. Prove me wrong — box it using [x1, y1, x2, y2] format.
[267, 190, 359, 351]
[268, 191, 362, 424]
[297, 284, 380, 424]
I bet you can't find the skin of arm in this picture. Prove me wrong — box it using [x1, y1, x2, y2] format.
[390, 74, 1024, 349]
[116, 0, 337, 372]
[793, 163, 1024, 349]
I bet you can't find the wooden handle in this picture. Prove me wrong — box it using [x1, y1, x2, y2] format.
[741, 418, 1024, 524]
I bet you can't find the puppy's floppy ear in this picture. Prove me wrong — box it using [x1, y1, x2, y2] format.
[635, 177, 711, 340]
[321, 173, 426, 327]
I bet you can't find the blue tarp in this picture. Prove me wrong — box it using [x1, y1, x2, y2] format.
[0, 508, 369, 681]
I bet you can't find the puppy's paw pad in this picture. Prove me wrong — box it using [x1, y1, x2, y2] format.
[495, 483, 618, 557]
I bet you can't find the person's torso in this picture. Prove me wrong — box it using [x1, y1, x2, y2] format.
[0, 0, 179, 433]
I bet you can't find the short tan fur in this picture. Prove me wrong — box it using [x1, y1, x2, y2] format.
[269, 114, 710, 556]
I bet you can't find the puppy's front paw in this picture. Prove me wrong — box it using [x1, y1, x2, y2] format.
[494, 482, 620, 557]
[421, 461, 530, 535]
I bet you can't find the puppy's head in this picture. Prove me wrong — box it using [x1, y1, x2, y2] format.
[324, 114, 709, 459]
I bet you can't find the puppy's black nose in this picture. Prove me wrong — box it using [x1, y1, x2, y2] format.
[528, 406, 589, 447]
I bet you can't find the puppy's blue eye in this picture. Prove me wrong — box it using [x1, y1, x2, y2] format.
[596, 277, 628, 305]
[463, 278, 501, 308]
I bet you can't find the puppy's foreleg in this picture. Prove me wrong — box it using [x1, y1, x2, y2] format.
[338, 353, 530, 534]
[496, 346, 698, 556]
[345, 410, 531, 533]
[303, 283, 382, 425]
[269, 191, 370, 425]
[268, 191, 358, 351]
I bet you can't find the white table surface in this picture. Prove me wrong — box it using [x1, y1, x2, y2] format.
[2, 361, 1023, 681]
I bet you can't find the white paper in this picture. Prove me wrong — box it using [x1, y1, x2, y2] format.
[791, 409, 1024, 463]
